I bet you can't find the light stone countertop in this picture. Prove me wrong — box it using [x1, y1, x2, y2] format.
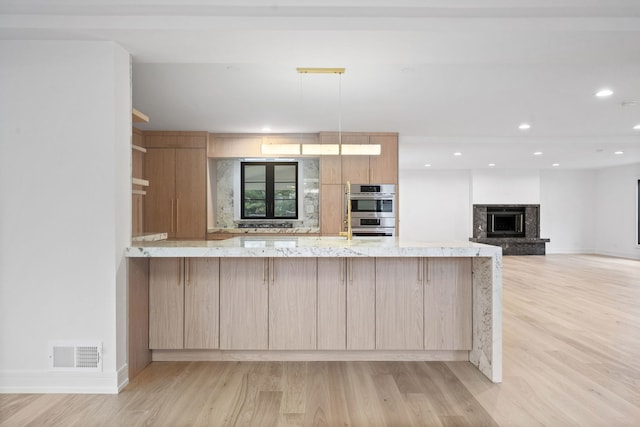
[207, 227, 320, 235]
[131, 232, 168, 242]
[126, 236, 501, 258]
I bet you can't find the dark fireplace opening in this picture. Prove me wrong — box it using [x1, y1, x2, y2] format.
[487, 207, 525, 237]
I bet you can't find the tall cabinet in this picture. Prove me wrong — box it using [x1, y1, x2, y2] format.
[144, 131, 208, 240]
[319, 132, 398, 235]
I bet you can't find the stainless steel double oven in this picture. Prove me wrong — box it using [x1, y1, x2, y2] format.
[347, 184, 396, 237]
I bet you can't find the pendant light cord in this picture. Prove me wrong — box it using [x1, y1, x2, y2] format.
[338, 72, 342, 147]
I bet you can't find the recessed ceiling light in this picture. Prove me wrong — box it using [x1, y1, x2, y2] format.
[633, 124, 640, 130]
[262, 127, 272, 132]
[518, 123, 531, 130]
[453, 152, 462, 156]
[552, 163, 560, 167]
[614, 151, 624, 155]
[488, 163, 496, 167]
[424, 163, 432, 167]
[595, 88, 613, 98]
[533, 151, 543, 156]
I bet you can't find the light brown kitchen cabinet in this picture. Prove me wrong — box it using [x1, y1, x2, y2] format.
[318, 132, 398, 235]
[320, 184, 344, 236]
[144, 131, 208, 149]
[269, 258, 317, 350]
[219, 258, 269, 350]
[184, 258, 220, 349]
[149, 258, 184, 349]
[149, 258, 220, 350]
[319, 132, 342, 185]
[424, 258, 473, 350]
[317, 258, 347, 350]
[318, 258, 376, 350]
[346, 258, 376, 350]
[174, 149, 206, 239]
[144, 147, 206, 239]
[341, 134, 371, 185]
[369, 134, 398, 184]
[375, 258, 424, 350]
[144, 148, 175, 236]
[322, 132, 398, 185]
[220, 257, 317, 350]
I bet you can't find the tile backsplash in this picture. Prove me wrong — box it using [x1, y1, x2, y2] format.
[214, 158, 319, 229]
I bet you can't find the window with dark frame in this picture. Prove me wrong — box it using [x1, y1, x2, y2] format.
[241, 162, 298, 219]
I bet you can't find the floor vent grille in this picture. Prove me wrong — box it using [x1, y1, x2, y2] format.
[49, 341, 102, 372]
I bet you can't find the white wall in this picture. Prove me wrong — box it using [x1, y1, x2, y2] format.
[594, 163, 640, 259]
[399, 166, 611, 254]
[472, 169, 540, 204]
[540, 170, 596, 254]
[399, 170, 471, 241]
[0, 41, 131, 393]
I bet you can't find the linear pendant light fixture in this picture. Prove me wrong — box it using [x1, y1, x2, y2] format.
[261, 67, 380, 156]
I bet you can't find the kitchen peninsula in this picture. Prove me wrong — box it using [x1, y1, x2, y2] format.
[126, 237, 502, 383]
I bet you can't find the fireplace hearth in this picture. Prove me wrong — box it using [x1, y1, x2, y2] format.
[470, 204, 550, 255]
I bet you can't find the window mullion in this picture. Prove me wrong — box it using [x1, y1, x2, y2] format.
[266, 164, 275, 218]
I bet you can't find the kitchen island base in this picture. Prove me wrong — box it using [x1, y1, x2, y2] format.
[127, 237, 501, 383]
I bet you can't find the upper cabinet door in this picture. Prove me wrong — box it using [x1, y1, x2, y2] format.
[175, 148, 206, 240]
[319, 132, 341, 185]
[369, 134, 398, 184]
[341, 134, 370, 185]
[320, 184, 344, 236]
[145, 148, 176, 238]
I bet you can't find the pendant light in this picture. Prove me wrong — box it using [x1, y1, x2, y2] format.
[296, 67, 380, 156]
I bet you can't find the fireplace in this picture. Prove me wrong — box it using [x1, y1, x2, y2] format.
[487, 207, 525, 237]
[470, 204, 549, 255]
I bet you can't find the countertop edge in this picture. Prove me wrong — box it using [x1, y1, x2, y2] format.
[126, 237, 502, 258]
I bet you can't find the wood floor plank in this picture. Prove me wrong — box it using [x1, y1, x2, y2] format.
[280, 361, 307, 415]
[371, 373, 419, 427]
[249, 391, 283, 427]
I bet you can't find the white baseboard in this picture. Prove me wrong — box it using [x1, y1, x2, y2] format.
[0, 370, 121, 394]
[594, 249, 640, 260]
[545, 248, 640, 260]
[546, 248, 596, 254]
[117, 363, 129, 392]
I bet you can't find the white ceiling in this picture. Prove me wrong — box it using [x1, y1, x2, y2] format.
[2, 0, 640, 170]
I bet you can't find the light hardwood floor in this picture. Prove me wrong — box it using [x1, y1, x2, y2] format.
[2, 254, 640, 426]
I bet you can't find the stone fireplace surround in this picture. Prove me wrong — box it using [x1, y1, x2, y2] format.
[470, 204, 550, 255]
